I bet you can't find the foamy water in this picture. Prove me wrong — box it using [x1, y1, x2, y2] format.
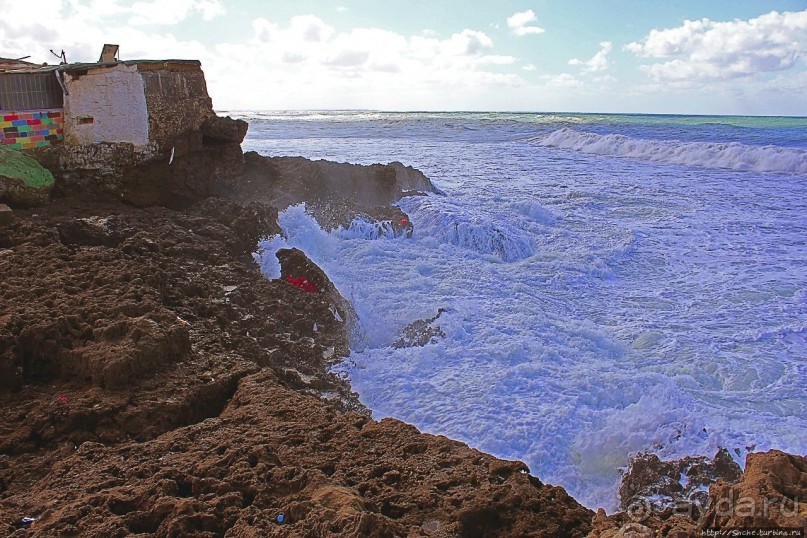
[239, 111, 807, 511]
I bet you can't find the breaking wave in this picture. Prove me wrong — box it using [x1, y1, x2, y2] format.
[336, 216, 407, 240]
[534, 128, 807, 175]
[400, 196, 534, 262]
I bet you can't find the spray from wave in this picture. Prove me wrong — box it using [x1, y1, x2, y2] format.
[534, 128, 807, 175]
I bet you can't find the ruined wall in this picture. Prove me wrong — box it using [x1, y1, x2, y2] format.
[63, 64, 150, 146]
[1, 110, 64, 150]
[139, 61, 214, 145]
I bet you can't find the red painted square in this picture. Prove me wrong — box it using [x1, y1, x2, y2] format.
[3, 115, 18, 121]
[28, 119, 42, 126]
[1, 138, 16, 145]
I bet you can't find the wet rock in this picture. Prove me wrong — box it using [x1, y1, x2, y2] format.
[335, 205, 414, 238]
[275, 247, 357, 344]
[394, 309, 447, 348]
[233, 152, 438, 229]
[619, 449, 742, 515]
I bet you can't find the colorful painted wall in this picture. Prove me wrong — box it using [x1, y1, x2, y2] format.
[0, 110, 64, 150]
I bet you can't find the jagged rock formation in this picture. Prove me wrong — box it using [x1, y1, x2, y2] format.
[619, 449, 742, 516]
[232, 151, 436, 233]
[588, 450, 806, 537]
[394, 309, 447, 349]
[701, 450, 807, 531]
[0, 192, 594, 536]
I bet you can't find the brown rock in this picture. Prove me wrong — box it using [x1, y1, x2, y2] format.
[0, 194, 597, 537]
[201, 115, 249, 144]
[394, 308, 447, 348]
[0, 203, 12, 226]
[619, 449, 742, 515]
[699, 450, 807, 530]
[233, 152, 439, 230]
[276, 247, 357, 345]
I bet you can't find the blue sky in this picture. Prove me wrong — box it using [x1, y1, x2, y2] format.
[2, 0, 806, 114]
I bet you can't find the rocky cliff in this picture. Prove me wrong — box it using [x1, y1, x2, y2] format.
[0, 116, 596, 537]
[0, 113, 804, 537]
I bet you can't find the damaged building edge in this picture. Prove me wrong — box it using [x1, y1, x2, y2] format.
[1, 56, 213, 155]
[1, 51, 249, 207]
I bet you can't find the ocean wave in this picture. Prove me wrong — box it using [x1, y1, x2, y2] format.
[534, 128, 807, 175]
[336, 216, 407, 240]
[401, 196, 534, 262]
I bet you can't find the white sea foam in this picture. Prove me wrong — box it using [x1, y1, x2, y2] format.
[400, 195, 535, 262]
[335, 216, 406, 240]
[535, 128, 807, 175]
[246, 112, 807, 513]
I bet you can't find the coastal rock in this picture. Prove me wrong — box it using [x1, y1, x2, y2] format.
[589, 450, 806, 537]
[0, 197, 596, 538]
[276, 247, 357, 343]
[619, 449, 742, 516]
[0, 203, 12, 226]
[394, 308, 447, 348]
[233, 152, 438, 229]
[699, 450, 807, 530]
[201, 115, 249, 144]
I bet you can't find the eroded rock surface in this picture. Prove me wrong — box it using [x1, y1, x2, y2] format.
[588, 450, 806, 537]
[619, 449, 742, 515]
[394, 309, 447, 349]
[0, 196, 594, 537]
[232, 152, 437, 230]
[700, 450, 807, 531]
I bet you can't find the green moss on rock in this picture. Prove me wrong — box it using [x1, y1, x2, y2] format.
[0, 147, 54, 207]
[0, 147, 55, 188]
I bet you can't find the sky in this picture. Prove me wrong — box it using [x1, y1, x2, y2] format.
[2, 0, 807, 115]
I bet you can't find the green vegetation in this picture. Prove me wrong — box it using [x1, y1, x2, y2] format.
[0, 147, 55, 189]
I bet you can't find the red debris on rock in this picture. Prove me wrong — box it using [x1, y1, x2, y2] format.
[285, 275, 319, 294]
[57, 395, 68, 406]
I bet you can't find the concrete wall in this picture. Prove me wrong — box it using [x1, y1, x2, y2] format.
[63, 64, 149, 146]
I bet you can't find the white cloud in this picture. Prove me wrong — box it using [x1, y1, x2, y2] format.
[325, 49, 370, 67]
[507, 9, 545, 36]
[569, 41, 612, 73]
[446, 29, 493, 55]
[336, 6, 348, 12]
[207, 19, 524, 108]
[477, 55, 517, 65]
[0, 2, 527, 109]
[543, 73, 582, 88]
[523, 64, 536, 71]
[626, 9, 807, 82]
[129, 0, 225, 25]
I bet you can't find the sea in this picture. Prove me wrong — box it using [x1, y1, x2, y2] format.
[229, 110, 807, 511]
